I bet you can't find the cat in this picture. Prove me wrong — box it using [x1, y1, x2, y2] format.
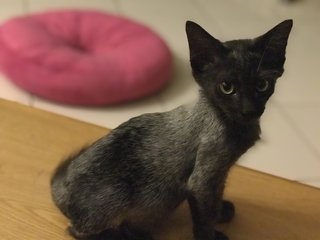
[51, 19, 292, 240]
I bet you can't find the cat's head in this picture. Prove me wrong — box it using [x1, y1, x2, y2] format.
[186, 20, 292, 123]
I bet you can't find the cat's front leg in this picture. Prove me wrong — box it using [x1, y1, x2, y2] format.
[187, 191, 229, 240]
[187, 146, 230, 240]
[217, 200, 235, 224]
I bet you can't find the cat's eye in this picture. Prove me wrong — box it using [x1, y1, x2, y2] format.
[256, 79, 269, 92]
[219, 82, 235, 95]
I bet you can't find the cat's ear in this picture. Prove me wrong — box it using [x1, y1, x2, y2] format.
[253, 19, 293, 72]
[186, 21, 228, 74]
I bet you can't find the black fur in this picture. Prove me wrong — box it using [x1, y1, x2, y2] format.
[51, 20, 292, 240]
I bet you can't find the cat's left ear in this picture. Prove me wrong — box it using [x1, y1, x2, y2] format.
[186, 21, 228, 75]
[253, 19, 293, 72]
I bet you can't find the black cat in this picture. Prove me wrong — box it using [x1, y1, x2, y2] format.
[51, 19, 292, 240]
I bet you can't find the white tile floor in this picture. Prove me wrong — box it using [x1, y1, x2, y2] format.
[0, 0, 319, 188]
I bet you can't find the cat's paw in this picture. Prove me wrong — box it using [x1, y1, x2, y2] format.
[214, 231, 229, 240]
[67, 226, 88, 239]
[68, 226, 122, 240]
[120, 222, 154, 240]
[217, 200, 235, 224]
[194, 230, 229, 240]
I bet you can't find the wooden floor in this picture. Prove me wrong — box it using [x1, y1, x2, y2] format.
[1, 99, 320, 240]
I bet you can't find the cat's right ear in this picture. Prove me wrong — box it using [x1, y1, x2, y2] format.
[253, 19, 293, 72]
[186, 21, 227, 75]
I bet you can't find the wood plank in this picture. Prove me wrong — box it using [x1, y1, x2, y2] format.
[0, 99, 319, 240]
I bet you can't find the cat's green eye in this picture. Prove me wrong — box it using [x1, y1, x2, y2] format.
[256, 79, 269, 92]
[219, 82, 235, 95]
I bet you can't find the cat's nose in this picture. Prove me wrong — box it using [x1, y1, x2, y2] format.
[241, 100, 260, 119]
[241, 109, 260, 119]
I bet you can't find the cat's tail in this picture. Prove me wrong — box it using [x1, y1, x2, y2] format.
[50, 155, 74, 217]
[51, 156, 72, 186]
[50, 148, 86, 217]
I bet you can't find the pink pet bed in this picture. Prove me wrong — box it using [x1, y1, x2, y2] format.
[0, 11, 172, 105]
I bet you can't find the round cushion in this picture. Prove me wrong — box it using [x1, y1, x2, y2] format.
[0, 11, 172, 105]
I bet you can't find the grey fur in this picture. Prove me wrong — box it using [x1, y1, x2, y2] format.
[51, 20, 292, 240]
